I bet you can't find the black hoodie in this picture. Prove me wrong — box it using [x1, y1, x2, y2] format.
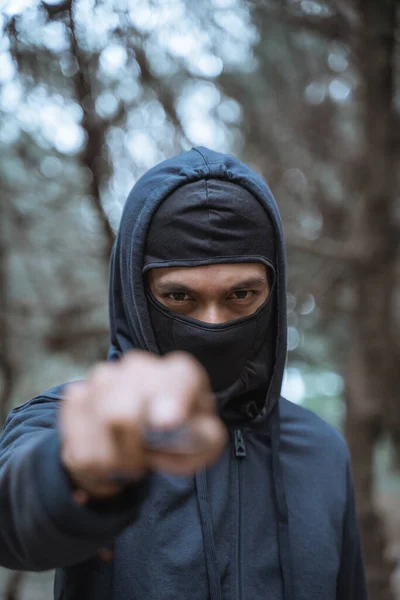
[0, 147, 367, 600]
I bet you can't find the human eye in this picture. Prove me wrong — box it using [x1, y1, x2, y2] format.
[167, 292, 191, 302]
[230, 290, 255, 301]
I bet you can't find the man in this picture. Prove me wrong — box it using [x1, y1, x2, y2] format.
[0, 147, 367, 599]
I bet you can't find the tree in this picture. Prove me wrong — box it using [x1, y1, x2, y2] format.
[213, 2, 400, 598]
[0, 0, 399, 598]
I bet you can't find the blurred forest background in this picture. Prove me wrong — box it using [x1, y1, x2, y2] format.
[0, 0, 400, 598]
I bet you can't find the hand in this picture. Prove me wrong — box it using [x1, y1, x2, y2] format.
[59, 351, 227, 500]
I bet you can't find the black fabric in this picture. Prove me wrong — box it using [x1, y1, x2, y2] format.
[107, 146, 289, 423]
[147, 288, 274, 394]
[195, 470, 224, 600]
[144, 178, 277, 419]
[142, 177, 291, 598]
[143, 179, 275, 269]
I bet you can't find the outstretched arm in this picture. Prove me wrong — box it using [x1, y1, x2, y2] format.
[0, 393, 149, 571]
[0, 351, 226, 572]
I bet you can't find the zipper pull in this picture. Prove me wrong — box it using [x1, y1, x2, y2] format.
[234, 428, 247, 458]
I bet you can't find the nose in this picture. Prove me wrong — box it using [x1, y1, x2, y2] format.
[197, 305, 227, 324]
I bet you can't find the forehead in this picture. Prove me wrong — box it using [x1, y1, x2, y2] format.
[148, 263, 268, 287]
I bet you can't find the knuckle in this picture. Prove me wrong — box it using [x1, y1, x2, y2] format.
[89, 363, 114, 386]
[102, 405, 140, 431]
[167, 352, 206, 382]
[72, 446, 118, 476]
[65, 381, 86, 402]
[67, 449, 97, 474]
[167, 350, 195, 366]
[63, 384, 89, 414]
[77, 457, 97, 474]
[121, 352, 140, 370]
[185, 358, 208, 387]
[122, 350, 157, 370]
[202, 393, 217, 413]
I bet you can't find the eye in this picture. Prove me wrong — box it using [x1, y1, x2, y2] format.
[230, 290, 255, 301]
[167, 292, 191, 302]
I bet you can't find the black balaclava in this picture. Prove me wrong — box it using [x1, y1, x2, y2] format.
[108, 148, 293, 599]
[143, 178, 277, 422]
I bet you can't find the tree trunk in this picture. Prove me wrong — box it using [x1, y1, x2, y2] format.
[345, 2, 399, 599]
[0, 195, 15, 426]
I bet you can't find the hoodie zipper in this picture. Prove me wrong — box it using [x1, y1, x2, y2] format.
[234, 428, 246, 600]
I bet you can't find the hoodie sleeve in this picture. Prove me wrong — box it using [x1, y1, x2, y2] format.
[0, 395, 149, 572]
[336, 461, 368, 599]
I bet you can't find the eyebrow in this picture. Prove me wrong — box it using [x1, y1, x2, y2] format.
[154, 276, 268, 294]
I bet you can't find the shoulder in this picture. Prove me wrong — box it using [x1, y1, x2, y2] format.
[278, 396, 350, 468]
[9, 383, 70, 414]
[2, 383, 74, 431]
[0, 384, 71, 450]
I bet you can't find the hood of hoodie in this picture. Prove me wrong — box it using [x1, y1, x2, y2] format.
[108, 146, 287, 422]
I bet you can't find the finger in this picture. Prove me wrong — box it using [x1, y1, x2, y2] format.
[85, 363, 116, 405]
[190, 415, 228, 464]
[146, 394, 192, 430]
[142, 424, 201, 454]
[59, 381, 91, 466]
[110, 392, 148, 475]
[161, 352, 212, 410]
[91, 361, 151, 474]
[96, 360, 148, 431]
[147, 416, 228, 474]
[61, 382, 118, 480]
[145, 355, 214, 430]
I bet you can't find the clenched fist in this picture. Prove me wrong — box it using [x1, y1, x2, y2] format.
[59, 351, 227, 501]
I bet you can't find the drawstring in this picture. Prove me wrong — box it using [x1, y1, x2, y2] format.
[196, 403, 294, 600]
[270, 402, 295, 600]
[195, 471, 224, 600]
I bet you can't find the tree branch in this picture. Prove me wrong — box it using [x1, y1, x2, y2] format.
[279, 2, 360, 43]
[0, 211, 15, 425]
[285, 228, 366, 262]
[68, 0, 115, 258]
[133, 45, 191, 145]
[42, 0, 70, 18]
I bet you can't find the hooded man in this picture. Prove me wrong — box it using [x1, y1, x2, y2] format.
[0, 147, 367, 600]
